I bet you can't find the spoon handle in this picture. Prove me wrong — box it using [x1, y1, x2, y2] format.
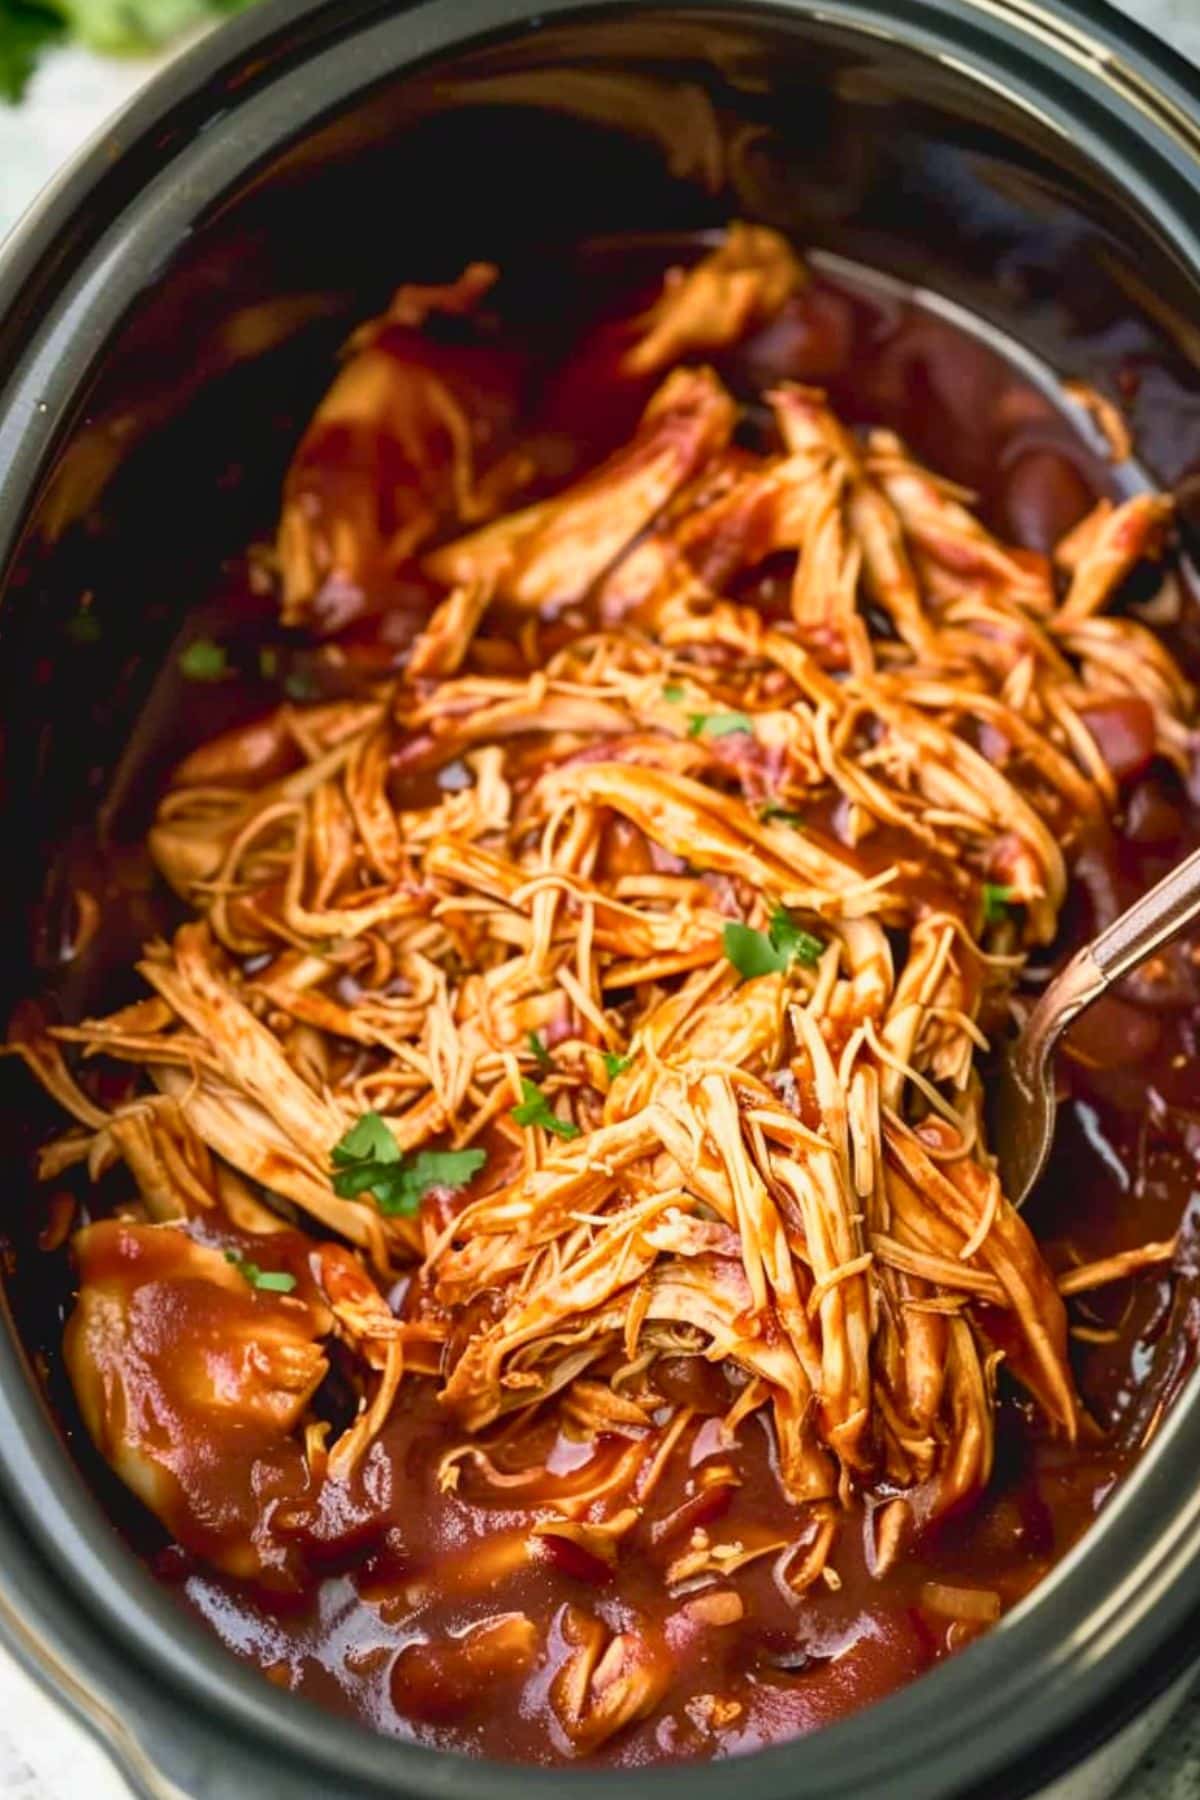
[992, 841, 1200, 1209]
[1024, 839, 1200, 1073]
[1090, 840, 1200, 984]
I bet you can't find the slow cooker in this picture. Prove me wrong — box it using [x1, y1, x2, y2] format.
[2, 2, 1200, 1795]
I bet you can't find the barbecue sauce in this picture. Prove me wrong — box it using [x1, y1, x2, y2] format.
[7, 241, 1200, 1765]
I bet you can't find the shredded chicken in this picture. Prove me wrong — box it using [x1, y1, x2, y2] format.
[10, 223, 1194, 1755]
[620, 222, 807, 376]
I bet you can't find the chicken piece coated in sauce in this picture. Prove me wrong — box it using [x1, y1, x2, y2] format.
[66, 1220, 328, 1581]
[424, 365, 736, 609]
[622, 223, 807, 377]
[277, 263, 531, 634]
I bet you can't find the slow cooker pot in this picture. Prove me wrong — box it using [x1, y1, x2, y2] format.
[3, 2, 1200, 1795]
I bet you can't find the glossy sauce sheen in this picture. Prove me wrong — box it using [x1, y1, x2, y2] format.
[18, 249, 1200, 1764]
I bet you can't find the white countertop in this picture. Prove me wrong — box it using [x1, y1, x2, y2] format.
[2, 3, 1200, 1796]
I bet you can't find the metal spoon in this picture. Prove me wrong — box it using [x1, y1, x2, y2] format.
[991, 843, 1200, 1209]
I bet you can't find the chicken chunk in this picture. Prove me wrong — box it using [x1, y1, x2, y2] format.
[66, 1221, 327, 1581]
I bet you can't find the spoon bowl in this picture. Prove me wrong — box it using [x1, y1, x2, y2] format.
[991, 842, 1200, 1207]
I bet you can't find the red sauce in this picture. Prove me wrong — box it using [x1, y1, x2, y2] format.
[131, 985, 1198, 1767]
[10, 242, 1200, 1765]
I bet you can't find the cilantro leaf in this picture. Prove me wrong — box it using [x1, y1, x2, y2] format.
[687, 709, 753, 740]
[179, 637, 229, 682]
[767, 905, 824, 968]
[511, 1077, 581, 1140]
[760, 803, 804, 827]
[723, 907, 824, 980]
[333, 1149, 487, 1216]
[412, 1148, 488, 1191]
[527, 1031, 554, 1074]
[331, 1112, 485, 1216]
[982, 882, 1015, 925]
[373, 1148, 487, 1217]
[662, 682, 686, 702]
[723, 921, 787, 979]
[603, 1051, 632, 1080]
[332, 1110, 399, 1166]
[224, 1251, 296, 1294]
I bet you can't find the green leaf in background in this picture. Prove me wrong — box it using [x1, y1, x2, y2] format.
[0, 0, 261, 102]
[55, 0, 250, 52]
[0, 4, 65, 103]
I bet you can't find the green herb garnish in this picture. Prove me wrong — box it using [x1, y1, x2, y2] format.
[331, 1111, 485, 1216]
[760, 803, 805, 827]
[179, 637, 229, 682]
[334, 1110, 397, 1164]
[224, 1251, 297, 1294]
[662, 682, 686, 702]
[686, 709, 754, 740]
[65, 608, 101, 645]
[527, 1031, 554, 1073]
[284, 667, 319, 702]
[723, 906, 824, 980]
[982, 882, 1015, 925]
[603, 1051, 632, 1080]
[258, 645, 279, 679]
[768, 906, 824, 967]
[511, 1078, 581, 1140]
